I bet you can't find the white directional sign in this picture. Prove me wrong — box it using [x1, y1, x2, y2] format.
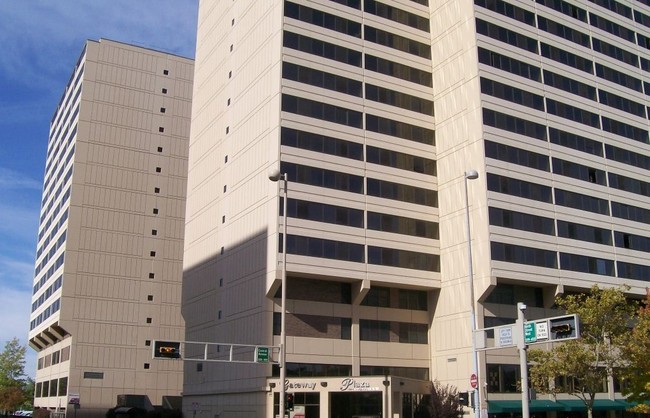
[496, 326, 514, 347]
[536, 321, 549, 340]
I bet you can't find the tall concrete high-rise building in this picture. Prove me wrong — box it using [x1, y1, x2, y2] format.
[182, 0, 650, 417]
[29, 39, 193, 418]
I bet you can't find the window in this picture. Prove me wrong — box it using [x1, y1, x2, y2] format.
[611, 201, 650, 224]
[546, 99, 601, 128]
[153, 208, 159, 215]
[555, 189, 610, 215]
[368, 246, 440, 271]
[608, 173, 650, 197]
[485, 140, 549, 171]
[283, 31, 362, 67]
[476, 19, 538, 53]
[365, 55, 432, 87]
[364, 26, 431, 58]
[366, 146, 436, 175]
[487, 173, 552, 203]
[147, 295, 154, 301]
[489, 207, 555, 235]
[281, 94, 362, 128]
[592, 38, 638, 67]
[284, 1, 361, 36]
[145, 340, 151, 346]
[226, 126, 229, 134]
[154, 187, 160, 193]
[552, 158, 606, 184]
[285, 234, 365, 262]
[606, 144, 650, 170]
[362, 287, 391, 307]
[160, 107, 166, 113]
[596, 64, 642, 92]
[366, 84, 434, 115]
[280, 162, 364, 193]
[541, 43, 593, 73]
[544, 70, 596, 99]
[367, 212, 439, 238]
[146, 317, 152, 324]
[617, 261, 650, 281]
[488, 364, 520, 393]
[281, 127, 363, 160]
[557, 221, 612, 245]
[162, 88, 167, 94]
[478, 48, 541, 81]
[144, 363, 150, 369]
[535, 0, 587, 21]
[286, 198, 364, 227]
[398, 289, 428, 310]
[365, 0, 430, 31]
[538, 16, 591, 47]
[163, 69, 169, 75]
[491, 242, 557, 268]
[483, 108, 547, 140]
[155, 167, 161, 173]
[366, 114, 435, 145]
[367, 178, 438, 206]
[614, 231, 650, 252]
[475, 0, 535, 24]
[589, 12, 635, 42]
[158, 127, 165, 133]
[560, 253, 614, 275]
[283, 61, 362, 96]
[360, 319, 390, 342]
[157, 147, 163, 152]
[151, 229, 157, 236]
[58, 377, 68, 396]
[549, 128, 602, 156]
[598, 90, 646, 117]
[83, 371, 104, 379]
[602, 117, 649, 143]
[399, 323, 428, 344]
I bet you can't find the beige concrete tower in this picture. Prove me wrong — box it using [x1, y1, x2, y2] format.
[28, 39, 194, 418]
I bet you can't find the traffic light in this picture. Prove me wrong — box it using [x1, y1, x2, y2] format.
[550, 323, 571, 333]
[286, 393, 294, 411]
[549, 317, 576, 340]
[153, 341, 181, 359]
[458, 391, 469, 406]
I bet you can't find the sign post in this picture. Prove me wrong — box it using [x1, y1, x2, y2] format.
[255, 346, 270, 363]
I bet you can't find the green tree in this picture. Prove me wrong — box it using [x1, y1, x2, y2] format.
[528, 286, 637, 418]
[414, 381, 463, 418]
[0, 338, 28, 413]
[620, 289, 650, 413]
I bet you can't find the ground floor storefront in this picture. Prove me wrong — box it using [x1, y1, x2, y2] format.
[267, 375, 432, 418]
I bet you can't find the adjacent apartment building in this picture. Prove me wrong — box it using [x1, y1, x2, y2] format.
[181, 0, 650, 417]
[28, 39, 193, 418]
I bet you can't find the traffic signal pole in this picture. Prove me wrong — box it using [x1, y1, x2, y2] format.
[516, 303, 530, 418]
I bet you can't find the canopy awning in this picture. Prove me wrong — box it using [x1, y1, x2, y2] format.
[488, 399, 631, 413]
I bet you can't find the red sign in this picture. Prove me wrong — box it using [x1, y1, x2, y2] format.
[470, 374, 478, 389]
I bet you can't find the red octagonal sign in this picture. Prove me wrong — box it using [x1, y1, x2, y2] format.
[470, 373, 478, 389]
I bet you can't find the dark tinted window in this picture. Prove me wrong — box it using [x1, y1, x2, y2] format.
[287, 198, 364, 227]
[538, 16, 591, 47]
[365, 0, 430, 31]
[365, 55, 432, 86]
[368, 212, 439, 238]
[281, 127, 363, 160]
[283, 62, 362, 96]
[557, 220, 612, 245]
[478, 47, 541, 81]
[602, 117, 649, 143]
[614, 231, 650, 252]
[476, 19, 538, 53]
[617, 261, 650, 281]
[481, 78, 544, 110]
[368, 246, 440, 271]
[367, 146, 436, 175]
[286, 234, 365, 262]
[282, 94, 362, 128]
[483, 108, 547, 140]
[281, 162, 364, 193]
[554, 189, 610, 215]
[365, 26, 431, 58]
[491, 242, 557, 268]
[485, 140, 549, 171]
[367, 178, 438, 206]
[487, 173, 552, 203]
[549, 128, 603, 156]
[366, 114, 435, 145]
[283, 31, 362, 66]
[559, 253, 615, 275]
[552, 158, 606, 185]
[366, 84, 434, 115]
[609, 173, 650, 197]
[541, 43, 593, 73]
[285, 1, 361, 37]
[488, 207, 555, 235]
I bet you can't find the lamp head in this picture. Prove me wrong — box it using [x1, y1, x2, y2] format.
[268, 167, 282, 182]
[465, 169, 479, 180]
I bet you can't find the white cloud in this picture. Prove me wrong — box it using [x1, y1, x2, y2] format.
[0, 0, 198, 88]
[0, 167, 42, 190]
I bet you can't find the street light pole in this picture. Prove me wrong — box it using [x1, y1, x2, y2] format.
[269, 168, 288, 418]
[464, 169, 480, 418]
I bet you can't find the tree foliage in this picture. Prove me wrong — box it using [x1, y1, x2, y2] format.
[414, 381, 463, 418]
[620, 289, 650, 413]
[528, 286, 637, 418]
[0, 338, 28, 412]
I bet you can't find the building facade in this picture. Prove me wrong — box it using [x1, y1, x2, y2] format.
[29, 39, 194, 418]
[182, 0, 650, 417]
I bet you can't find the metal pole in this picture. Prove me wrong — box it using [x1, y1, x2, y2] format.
[517, 302, 530, 418]
[464, 170, 480, 418]
[280, 173, 288, 418]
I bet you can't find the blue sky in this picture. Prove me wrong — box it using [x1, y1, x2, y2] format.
[0, 1, 198, 376]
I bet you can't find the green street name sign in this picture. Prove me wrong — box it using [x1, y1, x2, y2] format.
[524, 322, 536, 343]
[255, 346, 270, 363]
